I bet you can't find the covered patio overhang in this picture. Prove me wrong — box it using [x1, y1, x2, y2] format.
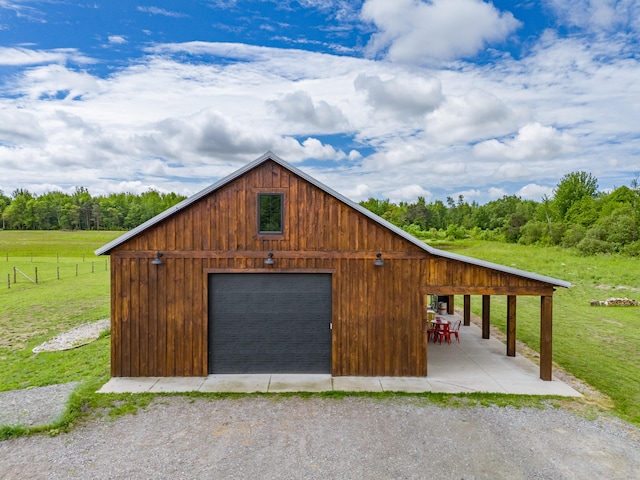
[422, 285, 557, 381]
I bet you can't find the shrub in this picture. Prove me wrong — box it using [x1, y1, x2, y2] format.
[445, 224, 467, 240]
[576, 237, 613, 255]
[621, 240, 640, 257]
[518, 221, 547, 245]
[562, 225, 586, 248]
[548, 222, 567, 245]
[603, 214, 637, 245]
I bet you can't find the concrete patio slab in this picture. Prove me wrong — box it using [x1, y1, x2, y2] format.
[268, 374, 333, 392]
[379, 376, 432, 393]
[200, 374, 270, 393]
[149, 377, 206, 393]
[332, 376, 383, 392]
[98, 377, 160, 393]
[97, 313, 582, 397]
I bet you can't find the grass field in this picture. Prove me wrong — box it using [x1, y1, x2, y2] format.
[0, 231, 638, 436]
[0, 231, 120, 390]
[448, 241, 640, 425]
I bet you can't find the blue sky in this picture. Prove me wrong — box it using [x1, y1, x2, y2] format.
[1, 1, 639, 204]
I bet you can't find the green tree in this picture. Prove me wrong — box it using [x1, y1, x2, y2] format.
[0, 190, 10, 228]
[359, 198, 393, 217]
[2, 189, 34, 229]
[404, 196, 430, 229]
[553, 171, 598, 220]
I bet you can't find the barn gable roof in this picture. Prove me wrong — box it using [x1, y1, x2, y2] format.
[95, 151, 570, 288]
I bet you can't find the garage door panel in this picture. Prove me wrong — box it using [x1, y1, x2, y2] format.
[208, 273, 331, 374]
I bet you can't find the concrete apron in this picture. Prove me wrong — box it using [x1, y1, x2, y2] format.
[98, 314, 581, 397]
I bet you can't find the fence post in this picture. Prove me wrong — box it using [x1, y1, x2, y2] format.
[76, 264, 78, 276]
[13, 266, 16, 284]
[57, 266, 60, 280]
[35, 267, 38, 284]
[7, 273, 9, 289]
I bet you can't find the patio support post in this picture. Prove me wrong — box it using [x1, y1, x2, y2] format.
[540, 295, 553, 381]
[482, 295, 490, 339]
[463, 295, 471, 326]
[447, 295, 455, 314]
[507, 295, 516, 357]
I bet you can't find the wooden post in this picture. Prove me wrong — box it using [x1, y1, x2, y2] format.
[35, 267, 38, 284]
[463, 295, 471, 326]
[540, 295, 553, 381]
[57, 266, 60, 280]
[482, 295, 490, 339]
[507, 295, 516, 357]
[76, 264, 79, 276]
[13, 266, 16, 284]
[7, 273, 10, 289]
[447, 294, 454, 314]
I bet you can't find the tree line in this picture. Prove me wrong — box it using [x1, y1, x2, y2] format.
[0, 187, 186, 231]
[1, 171, 638, 256]
[359, 171, 640, 256]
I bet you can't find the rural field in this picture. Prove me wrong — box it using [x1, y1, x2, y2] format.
[0, 231, 639, 437]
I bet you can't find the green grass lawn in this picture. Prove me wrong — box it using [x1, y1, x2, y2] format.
[0, 231, 120, 389]
[0, 232, 639, 436]
[443, 241, 640, 425]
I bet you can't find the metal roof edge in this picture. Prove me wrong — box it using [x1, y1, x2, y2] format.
[264, 155, 570, 289]
[94, 152, 277, 256]
[94, 151, 571, 288]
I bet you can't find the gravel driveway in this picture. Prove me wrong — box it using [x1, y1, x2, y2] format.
[1, 396, 639, 479]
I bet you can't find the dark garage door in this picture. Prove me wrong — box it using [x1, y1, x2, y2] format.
[208, 273, 332, 374]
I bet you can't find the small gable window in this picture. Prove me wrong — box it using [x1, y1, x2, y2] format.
[258, 193, 283, 234]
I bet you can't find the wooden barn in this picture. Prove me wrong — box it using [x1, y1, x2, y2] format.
[95, 152, 570, 380]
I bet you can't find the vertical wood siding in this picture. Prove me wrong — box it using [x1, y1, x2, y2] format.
[109, 160, 552, 377]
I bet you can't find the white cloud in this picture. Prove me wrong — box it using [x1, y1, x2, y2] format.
[0, 109, 44, 144]
[517, 183, 554, 200]
[545, 0, 640, 33]
[488, 187, 507, 199]
[425, 90, 523, 144]
[17, 64, 101, 100]
[137, 6, 189, 18]
[361, 0, 521, 63]
[473, 123, 578, 161]
[108, 35, 127, 44]
[455, 189, 482, 201]
[354, 73, 443, 116]
[1, 32, 638, 203]
[0, 47, 93, 66]
[300, 137, 347, 160]
[385, 184, 432, 202]
[340, 183, 373, 201]
[268, 90, 349, 132]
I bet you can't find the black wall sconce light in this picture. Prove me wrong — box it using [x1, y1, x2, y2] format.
[151, 251, 164, 265]
[264, 251, 275, 265]
[374, 252, 385, 266]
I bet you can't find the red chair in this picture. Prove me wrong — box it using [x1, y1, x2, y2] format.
[449, 320, 461, 342]
[436, 322, 451, 344]
[427, 323, 437, 343]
